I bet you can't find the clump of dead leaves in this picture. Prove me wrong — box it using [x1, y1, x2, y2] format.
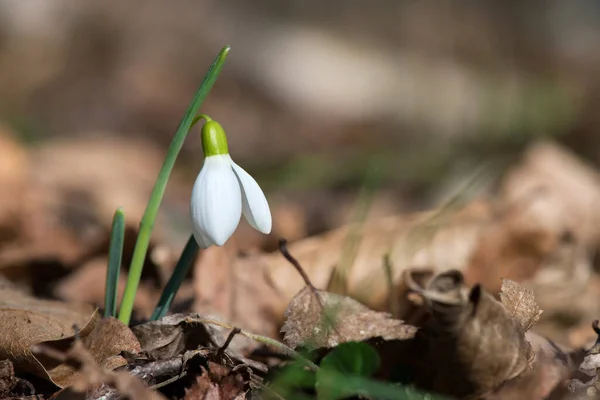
[4, 123, 600, 399]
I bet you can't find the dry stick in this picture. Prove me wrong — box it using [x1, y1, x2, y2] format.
[278, 238, 325, 312]
[278, 239, 314, 289]
[219, 327, 242, 354]
[184, 316, 318, 372]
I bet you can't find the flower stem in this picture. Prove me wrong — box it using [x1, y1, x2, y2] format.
[104, 207, 125, 318]
[118, 45, 231, 325]
[150, 234, 198, 321]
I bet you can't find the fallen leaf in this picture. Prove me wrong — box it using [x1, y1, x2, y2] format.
[0, 281, 98, 383]
[184, 362, 246, 400]
[132, 314, 218, 360]
[35, 336, 164, 400]
[241, 200, 492, 325]
[281, 286, 416, 349]
[486, 331, 575, 400]
[193, 249, 282, 339]
[499, 279, 543, 332]
[0, 360, 17, 397]
[501, 140, 600, 249]
[409, 270, 537, 399]
[43, 317, 141, 387]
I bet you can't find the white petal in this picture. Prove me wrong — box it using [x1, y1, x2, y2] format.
[230, 159, 272, 234]
[190, 155, 242, 248]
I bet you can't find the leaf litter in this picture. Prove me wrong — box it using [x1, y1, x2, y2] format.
[2, 127, 600, 399]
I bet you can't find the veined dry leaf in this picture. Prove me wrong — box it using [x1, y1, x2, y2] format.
[499, 279, 543, 332]
[0, 282, 140, 387]
[0, 282, 98, 383]
[43, 317, 141, 387]
[37, 338, 164, 400]
[281, 286, 416, 349]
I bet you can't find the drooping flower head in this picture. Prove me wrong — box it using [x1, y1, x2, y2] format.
[190, 116, 271, 248]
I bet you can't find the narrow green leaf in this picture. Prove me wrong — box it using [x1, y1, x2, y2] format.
[118, 45, 231, 325]
[104, 207, 125, 318]
[317, 342, 380, 400]
[320, 341, 380, 377]
[150, 234, 198, 320]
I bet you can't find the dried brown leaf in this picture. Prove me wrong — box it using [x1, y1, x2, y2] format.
[184, 362, 246, 400]
[409, 270, 534, 399]
[281, 286, 416, 349]
[0, 360, 17, 397]
[132, 314, 218, 360]
[132, 313, 259, 362]
[0, 283, 98, 384]
[246, 201, 492, 325]
[193, 248, 282, 339]
[44, 317, 141, 387]
[486, 331, 575, 400]
[500, 279, 543, 332]
[37, 338, 164, 400]
[501, 140, 600, 248]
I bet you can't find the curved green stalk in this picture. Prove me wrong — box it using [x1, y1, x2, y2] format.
[118, 45, 231, 324]
[105, 207, 125, 318]
[150, 234, 198, 320]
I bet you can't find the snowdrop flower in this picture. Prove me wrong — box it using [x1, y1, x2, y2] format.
[190, 116, 271, 248]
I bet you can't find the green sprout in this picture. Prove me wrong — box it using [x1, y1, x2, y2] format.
[104, 207, 125, 318]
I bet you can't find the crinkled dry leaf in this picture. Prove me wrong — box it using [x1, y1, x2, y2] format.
[409, 270, 534, 399]
[37, 338, 164, 400]
[501, 140, 600, 248]
[251, 201, 492, 323]
[0, 360, 17, 397]
[44, 317, 141, 387]
[500, 279, 543, 332]
[0, 282, 98, 384]
[281, 286, 416, 349]
[0, 281, 140, 388]
[184, 362, 246, 400]
[132, 314, 217, 360]
[132, 313, 258, 362]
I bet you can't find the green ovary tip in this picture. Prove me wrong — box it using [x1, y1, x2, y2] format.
[201, 119, 229, 157]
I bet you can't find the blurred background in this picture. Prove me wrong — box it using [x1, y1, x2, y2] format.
[2, 1, 600, 341]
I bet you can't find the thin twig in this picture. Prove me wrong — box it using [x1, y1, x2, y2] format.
[278, 238, 325, 312]
[278, 239, 315, 289]
[185, 316, 318, 372]
[219, 327, 241, 354]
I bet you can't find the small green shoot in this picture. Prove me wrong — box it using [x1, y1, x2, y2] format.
[270, 341, 446, 400]
[104, 207, 125, 318]
[150, 234, 198, 321]
[118, 45, 231, 325]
